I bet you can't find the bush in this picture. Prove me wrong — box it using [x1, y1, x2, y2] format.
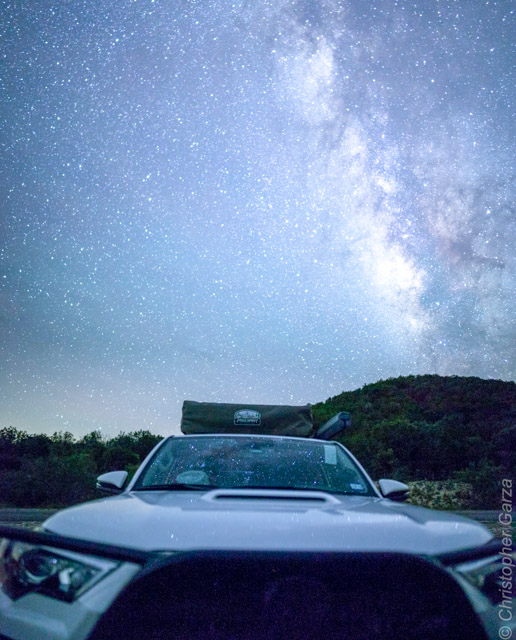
[453, 460, 505, 509]
[0, 454, 98, 507]
[407, 480, 474, 510]
[0, 427, 163, 507]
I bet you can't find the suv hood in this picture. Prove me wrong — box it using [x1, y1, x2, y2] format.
[43, 489, 493, 556]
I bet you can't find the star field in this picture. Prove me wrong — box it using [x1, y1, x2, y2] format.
[1, 0, 515, 437]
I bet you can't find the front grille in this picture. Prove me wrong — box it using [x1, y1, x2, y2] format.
[89, 551, 488, 640]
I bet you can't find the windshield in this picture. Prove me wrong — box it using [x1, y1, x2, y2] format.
[133, 436, 376, 496]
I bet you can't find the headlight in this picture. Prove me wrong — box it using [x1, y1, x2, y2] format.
[0, 538, 118, 602]
[454, 553, 516, 604]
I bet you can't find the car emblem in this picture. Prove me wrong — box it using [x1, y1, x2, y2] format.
[234, 409, 261, 425]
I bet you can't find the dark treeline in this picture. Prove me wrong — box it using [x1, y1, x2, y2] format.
[1, 375, 514, 508]
[312, 374, 516, 507]
[0, 429, 162, 507]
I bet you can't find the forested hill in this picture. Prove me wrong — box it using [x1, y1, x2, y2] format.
[312, 375, 515, 504]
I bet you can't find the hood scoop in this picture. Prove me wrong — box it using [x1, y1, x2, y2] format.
[203, 489, 340, 504]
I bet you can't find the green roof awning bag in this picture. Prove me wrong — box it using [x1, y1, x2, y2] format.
[181, 401, 313, 437]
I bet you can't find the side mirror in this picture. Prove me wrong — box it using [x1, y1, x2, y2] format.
[96, 471, 128, 495]
[378, 479, 409, 502]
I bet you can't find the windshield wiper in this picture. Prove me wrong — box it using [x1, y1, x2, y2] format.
[135, 483, 364, 495]
[134, 483, 219, 491]
[230, 485, 331, 492]
[228, 485, 359, 495]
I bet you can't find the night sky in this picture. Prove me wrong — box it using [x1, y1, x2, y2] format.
[1, 0, 515, 438]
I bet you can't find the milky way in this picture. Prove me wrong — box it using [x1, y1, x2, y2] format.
[1, 0, 515, 436]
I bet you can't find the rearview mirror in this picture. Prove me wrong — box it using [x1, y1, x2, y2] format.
[96, 471, 128, 494]
[378, 479, 409, 502]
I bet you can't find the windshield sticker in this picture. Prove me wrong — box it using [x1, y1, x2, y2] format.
[350, 483, 365, 492]
[323, 445, 337, 465]
[234, 409, 261, 426]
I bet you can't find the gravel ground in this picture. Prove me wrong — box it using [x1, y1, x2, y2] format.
[1, 521, 42, 530]
[0, 508, 58, 530]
